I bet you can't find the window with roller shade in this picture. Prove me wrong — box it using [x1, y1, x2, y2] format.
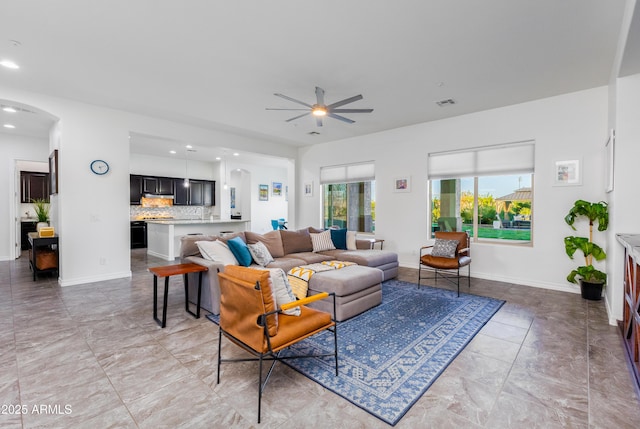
[428, 141, 534, 243]
[321, 162, 375, 233]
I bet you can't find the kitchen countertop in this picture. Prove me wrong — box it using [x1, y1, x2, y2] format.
[21, 217, 39, 222]
[145, 219, 248, 225]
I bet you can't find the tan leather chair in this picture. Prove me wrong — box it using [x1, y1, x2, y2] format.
[418, 231, 471, 296]
[216, 265, 338, 423]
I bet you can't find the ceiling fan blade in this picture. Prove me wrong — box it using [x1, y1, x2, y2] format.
[328, 113, 355, 124]
[315, 87, 325, 106]
[285, 112, 310, 122]
[316, 117, 323, 127]
[331, 108, 374, 113]
[274, 93, 312, 108]
[265, 108, 309, 111]
[327, 94, 363, 109]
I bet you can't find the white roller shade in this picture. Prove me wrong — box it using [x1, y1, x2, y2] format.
[320, 161, 375, 184]
[428, 141, 535, 179]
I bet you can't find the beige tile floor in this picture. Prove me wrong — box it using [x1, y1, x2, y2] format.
[1, 249, 640, 428]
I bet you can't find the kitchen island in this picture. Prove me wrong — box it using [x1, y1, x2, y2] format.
[146, 219, 249, 261]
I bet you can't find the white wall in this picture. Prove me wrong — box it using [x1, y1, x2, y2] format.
[0, 134, 49, 260]
[0, 86, 296, 286]
[297, 87, 610, 295]
[608, 72, 640, 322]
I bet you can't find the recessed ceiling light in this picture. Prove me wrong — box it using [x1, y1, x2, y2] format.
[2, 106, 17, 113]
[233, 152, 239, 156]
[185, 144, 192, 149]
[169, 150, 176, 154]
[215, 156, 221, 160]
[4, 124, 16, 129]
[0, 60, 19, 69]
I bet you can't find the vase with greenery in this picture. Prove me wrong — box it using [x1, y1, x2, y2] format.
[32, 198, 50, 223]
[564, 199, 608, 300]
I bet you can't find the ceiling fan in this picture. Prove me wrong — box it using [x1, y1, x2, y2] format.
[266, 86, 373, 127]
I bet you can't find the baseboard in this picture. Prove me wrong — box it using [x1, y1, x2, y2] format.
[400, 262, 579, 294]
[59, 270, 132, 287]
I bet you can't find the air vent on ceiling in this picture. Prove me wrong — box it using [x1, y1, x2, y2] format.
[435, 99, 456, 107]
[308, 131, 320, 135]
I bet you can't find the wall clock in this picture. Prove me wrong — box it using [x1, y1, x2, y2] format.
[90, 159, 110, 175]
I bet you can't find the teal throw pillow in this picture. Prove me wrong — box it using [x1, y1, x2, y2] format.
[330, 228, 348, 250]
[227, 236, 253, 266]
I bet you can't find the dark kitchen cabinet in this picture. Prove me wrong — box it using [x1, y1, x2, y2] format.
[189, 180, 205, 206]
[130, 175, 143, 204]
[130, 174, 215, 206]
[142, 177, 158, 194]
[21, 221, 37, 250]
[157, 177, 173, 194]
[173, 179, 189, 205]
[21, 171, 50, 203]
[203, 181, 215, 206]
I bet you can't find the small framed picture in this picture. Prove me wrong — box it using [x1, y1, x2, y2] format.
[259, 184, 269, 201]
[394, 176, 411, 193]
[272, 182, 282, 196]
[304, 182, 313, 197]
[554, 159, 581, 186]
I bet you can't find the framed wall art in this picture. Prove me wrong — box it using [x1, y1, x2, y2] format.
[259, 184, 269, 201]
[553, 159, 581, 186]
[304, 182, 313, 197]
[272, 182, 282, 196]
[394, 176, 411, 193]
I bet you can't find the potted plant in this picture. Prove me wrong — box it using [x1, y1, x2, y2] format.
[32, 198, 50, 232]
[564, 199, 608, 300]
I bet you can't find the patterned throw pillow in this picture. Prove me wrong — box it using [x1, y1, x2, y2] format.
[248, 241, 275, 267]
[431, 238, 459, 258]
[266, 268, 300, 316]
[310, 229, 336, 252]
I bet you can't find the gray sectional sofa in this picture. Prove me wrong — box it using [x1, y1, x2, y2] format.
[179, 227, 399, 316]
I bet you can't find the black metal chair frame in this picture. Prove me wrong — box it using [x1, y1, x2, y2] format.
[418, 233, 471, 297]
[216, 285, 338, 423]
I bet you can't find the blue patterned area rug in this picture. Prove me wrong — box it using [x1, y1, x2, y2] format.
[208, 280, 504, 426]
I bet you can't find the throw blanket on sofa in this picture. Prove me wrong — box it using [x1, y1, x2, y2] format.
[287, 261, 356, 299]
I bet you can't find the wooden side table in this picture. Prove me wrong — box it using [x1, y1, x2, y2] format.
[149, 263, 208, 328]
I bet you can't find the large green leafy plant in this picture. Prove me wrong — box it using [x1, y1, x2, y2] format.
[564, 200, 608, 284]
[32, 198, 50, 223]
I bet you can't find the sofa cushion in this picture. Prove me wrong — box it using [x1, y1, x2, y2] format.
[337, 250, 398, 267]
[311, 230, 336, 252]
[217, 231, 246, 244]
[346, 231, 358, 250]
[330, 228, 347, 250]
[245, 230, 285, 258]
[288, 252, 333, 265]
[265, 257, 308, 272]
[180, 235, 217, 258]
[281, 229, 313, 254]
[248, 241, 274, 267]
[196, 240, 238, 266]
[227, 236, 253, 267]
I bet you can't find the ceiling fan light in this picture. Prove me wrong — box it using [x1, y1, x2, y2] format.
[312, 107, 327, 117]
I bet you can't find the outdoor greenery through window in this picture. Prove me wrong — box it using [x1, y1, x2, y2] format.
[323, 182, 376, 232]
[430, 174, 532, 242]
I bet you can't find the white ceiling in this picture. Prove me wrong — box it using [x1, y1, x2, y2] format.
[0, 0, 635, 159]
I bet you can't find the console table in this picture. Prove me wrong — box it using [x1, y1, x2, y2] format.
[27, 232, 59, 281]
[616, 233, 640, 391]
